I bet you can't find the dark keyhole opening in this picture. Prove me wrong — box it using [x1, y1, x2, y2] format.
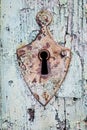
[39, 50, 49, 75]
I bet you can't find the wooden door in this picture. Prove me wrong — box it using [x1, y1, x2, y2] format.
[1, 0, 87, 130]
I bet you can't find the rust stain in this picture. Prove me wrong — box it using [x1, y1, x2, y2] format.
[34, 93, 40, 101]
[16, 10, 71, 106]
[37, 35, 42, 40]
[27, 45, 32, 50]
[42, 92, 49, 101]
[17, 49, 25, 57]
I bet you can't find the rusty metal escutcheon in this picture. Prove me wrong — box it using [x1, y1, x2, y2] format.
[16, 10, 71, 106]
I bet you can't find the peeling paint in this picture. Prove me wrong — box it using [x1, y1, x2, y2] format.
[0, 0, 87, 130]
[27, 108, 35, 122]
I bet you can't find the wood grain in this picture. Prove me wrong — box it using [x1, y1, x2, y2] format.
[0, 0, 87, 129]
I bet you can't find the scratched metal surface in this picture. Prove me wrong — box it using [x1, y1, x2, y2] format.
[0, 0, 87, 130]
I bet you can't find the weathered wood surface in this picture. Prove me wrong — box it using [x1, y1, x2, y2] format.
[0, 0, 87, 129]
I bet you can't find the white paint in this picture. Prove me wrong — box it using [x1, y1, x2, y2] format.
[1, 0, 87, 130]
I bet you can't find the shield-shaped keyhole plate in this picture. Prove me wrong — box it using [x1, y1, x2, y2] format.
[16, 10, 71, 106]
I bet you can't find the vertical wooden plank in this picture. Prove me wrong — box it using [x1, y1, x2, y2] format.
[1, 0, 87, 130]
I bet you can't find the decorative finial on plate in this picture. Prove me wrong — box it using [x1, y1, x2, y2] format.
[36, 10, 53, 27]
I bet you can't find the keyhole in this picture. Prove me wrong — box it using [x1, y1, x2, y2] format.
[38, 49, 50, 75]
